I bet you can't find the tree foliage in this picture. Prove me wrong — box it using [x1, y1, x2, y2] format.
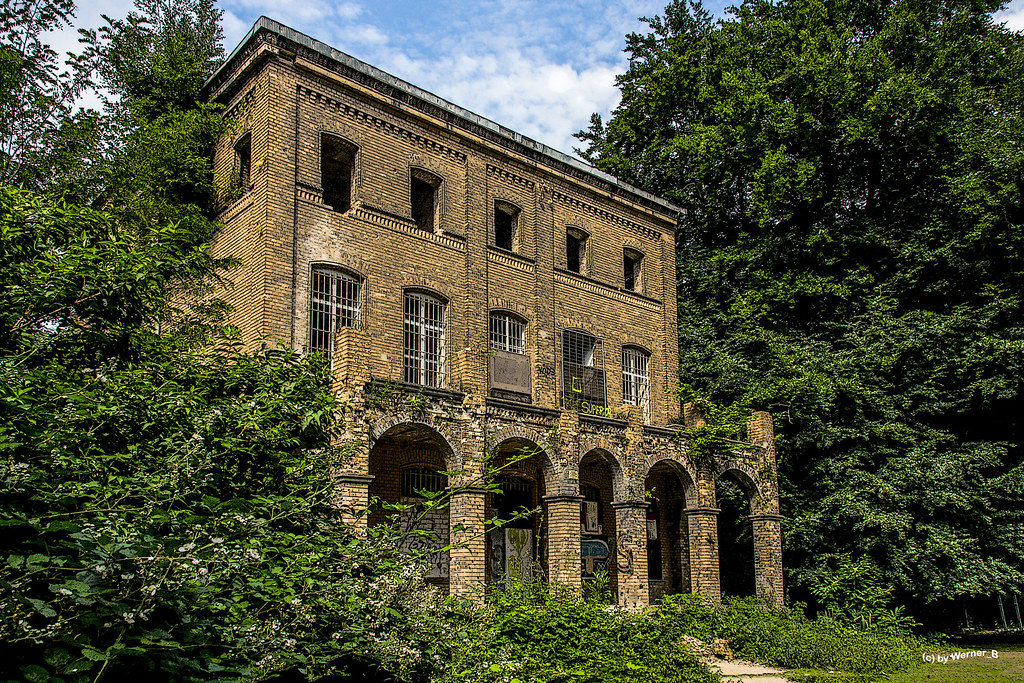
[579, 0, 1024, 610]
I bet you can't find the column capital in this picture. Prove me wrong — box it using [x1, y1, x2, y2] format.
[448, 486, 489, 496]
[611, 499, 648, 510]
[333, 473, 374, 484]
[749, 513, 784, 523]
[684, 507, 721, 517]
[543, 494, 584, 504]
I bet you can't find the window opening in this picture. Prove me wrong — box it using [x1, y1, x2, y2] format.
[622, 347, 651, 422]
[581, 484, 603, 534]
[623, 249, 642, 291]
[321, 135, 356, 212]
[401, 466, 447, 498]
[310, 268, 361, 356]
[234, 132, 251, 192]
[561, 330, 605, 408]
[404, 292, 445, 387]
[489, 313, 526, 355]
[566, 228, 587, 274]
[411, 170, 441, 232]
[494, 201, 519, 251]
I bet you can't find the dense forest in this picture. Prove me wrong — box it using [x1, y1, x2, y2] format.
[578, 0, 1024, 621]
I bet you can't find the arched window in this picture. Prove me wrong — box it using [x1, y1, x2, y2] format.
[321, 134, 356, 212]
[622, 347, 651, 421]
[489, 312, 526, 355]
[404, 291, 446, 387]
[309, 267, 362, 356]
[489, 312, 530, 401]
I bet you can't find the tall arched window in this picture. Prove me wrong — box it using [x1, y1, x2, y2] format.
[622, 346, 651, 422]
[404, 291, 446, 387]
[309, 267, 362, 356]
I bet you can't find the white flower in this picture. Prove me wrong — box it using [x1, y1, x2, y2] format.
[211, 537, 224, 544]
[178, 542, 196, 552]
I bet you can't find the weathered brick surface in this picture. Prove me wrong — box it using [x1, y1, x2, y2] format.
[205, 18, 784, 607]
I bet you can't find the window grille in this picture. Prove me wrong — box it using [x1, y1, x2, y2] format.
[310, 268, 361, 356]
[404, 292, 445, 387]
[560, 330, 605, 408]
[622, 347, 651, 421]
[489, 313, 526, 355]
[401, 466, 447, 497]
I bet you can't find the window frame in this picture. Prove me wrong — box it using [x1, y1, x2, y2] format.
[489, 311, 527, 355]
[621, 346, 651, 422]
[309, 266, 362, 357]
[560, 329, 605, 408]
[403, 290, 446, 387]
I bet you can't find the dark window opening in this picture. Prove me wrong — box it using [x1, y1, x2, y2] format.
[566, 228, 586, 274]
[624, 249, 642, 291]
[322, 135, 356, 212]
[234, 132, 251, 192]
[494, 202, 519, 251]
[411, 170, 441, 232]
[401, 467, 447, 498]
[647, 503, 662, 580]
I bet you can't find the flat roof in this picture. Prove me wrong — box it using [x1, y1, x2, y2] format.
[205, 17, 682, 222]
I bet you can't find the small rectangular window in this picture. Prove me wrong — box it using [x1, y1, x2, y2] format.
[234, 132, 251, 192]
[566, 228, 587, 274]
[411, 170, 441, 232]
[494, 201, 519, 251]
[624, 249, 643, 291]
[322, 135, 356, 212]
[310, 268, 361, 357]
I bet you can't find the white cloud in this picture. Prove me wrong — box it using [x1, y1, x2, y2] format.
[995, 0, 1024, 31]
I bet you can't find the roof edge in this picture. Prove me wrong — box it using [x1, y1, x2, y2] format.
[205, 17, 683, 221]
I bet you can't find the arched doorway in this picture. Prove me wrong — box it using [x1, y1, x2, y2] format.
[368, 423, 453, 592]
[716, 470, 757, 598]
[643, 460, 695, 601]
[579, 449, 621, 598]
[487, 438, 549, 586]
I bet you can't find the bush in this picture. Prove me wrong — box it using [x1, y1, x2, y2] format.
[433, 579, 716, 683]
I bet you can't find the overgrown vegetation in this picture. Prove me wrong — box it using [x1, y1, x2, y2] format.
[578, 0, 1024, 618]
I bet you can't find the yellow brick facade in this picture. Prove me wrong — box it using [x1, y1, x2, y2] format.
[206, 18, 783, 607]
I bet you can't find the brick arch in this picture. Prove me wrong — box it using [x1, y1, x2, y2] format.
[642, 456, 698, 508]
[713, 460, 764, 514]
[489, 427, 562, 493]
[369, 414, 462, 471]
[579, 447, 628, 502]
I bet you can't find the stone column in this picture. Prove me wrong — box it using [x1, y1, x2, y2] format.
[750, 513, 784, 607]
[612, 501, 649, 607]
[544, 494, 582, 588]
[685, 507, 721, 602]
[449, 487, 487, 602]
[333, 473, 374, 527]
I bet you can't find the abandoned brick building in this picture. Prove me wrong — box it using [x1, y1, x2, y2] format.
[205, 17, 783, 607]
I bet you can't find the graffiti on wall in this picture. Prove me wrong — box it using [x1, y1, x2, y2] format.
[399, 499, 450, 578]
[581, 538, 610, 577]
[616, 530, 636, 575]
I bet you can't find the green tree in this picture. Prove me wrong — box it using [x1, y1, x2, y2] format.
[579, 0, 1024, 613]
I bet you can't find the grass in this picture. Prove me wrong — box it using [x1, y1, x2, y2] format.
[886, 643, 1024, 682]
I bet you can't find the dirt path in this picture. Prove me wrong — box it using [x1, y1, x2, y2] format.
[706, 658, 791, 683]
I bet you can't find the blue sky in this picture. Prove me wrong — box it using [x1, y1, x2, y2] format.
[58, 0, 1024, 158]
